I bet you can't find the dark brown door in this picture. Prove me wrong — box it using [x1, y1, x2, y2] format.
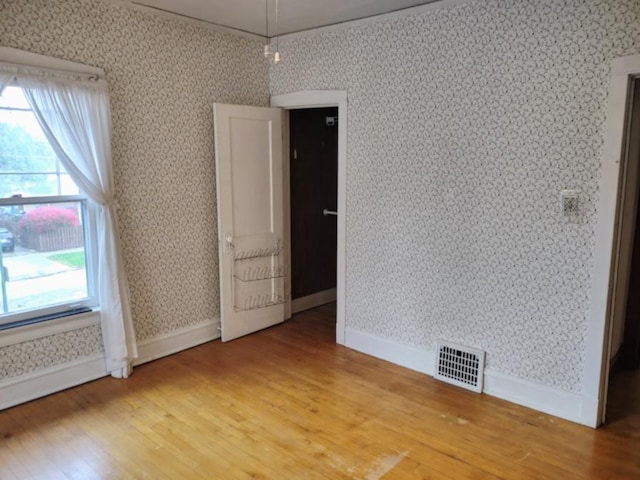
[290, 107, 338, 300]
[621, 80, 640, 370]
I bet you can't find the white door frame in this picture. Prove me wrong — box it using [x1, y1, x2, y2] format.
[271, 90, 347, 345]
[584, 54, 640, 427]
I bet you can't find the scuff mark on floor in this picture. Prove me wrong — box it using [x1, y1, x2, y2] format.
[364, 451, 409, 480]
[518, 452, 531, 462]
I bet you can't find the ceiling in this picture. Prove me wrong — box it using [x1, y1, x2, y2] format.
[123, 0, 439, 37]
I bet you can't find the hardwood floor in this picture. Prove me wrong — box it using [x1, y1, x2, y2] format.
[1, 303, 639, 479]
[607, 366, 640, 426]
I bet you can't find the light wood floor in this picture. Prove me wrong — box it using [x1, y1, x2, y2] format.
[1, 303, 639, 479]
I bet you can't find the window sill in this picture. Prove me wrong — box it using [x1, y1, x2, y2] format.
[0, 309, 100, 348]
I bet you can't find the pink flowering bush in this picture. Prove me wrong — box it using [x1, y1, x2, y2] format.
[17, 206, 79, 234]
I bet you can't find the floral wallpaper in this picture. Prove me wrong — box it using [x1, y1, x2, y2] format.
[1, 0, 639, 396]
[0, 325, 103, 378]
[271, 0, 640, 392]
[0, 0, 269, 379]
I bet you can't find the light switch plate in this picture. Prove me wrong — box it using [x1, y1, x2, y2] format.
[561, 189, 581, 221]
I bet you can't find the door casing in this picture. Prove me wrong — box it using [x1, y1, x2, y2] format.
[586, 54, 640, 427]
[610, 80, 640, 371]
[271, 91, 347, 345]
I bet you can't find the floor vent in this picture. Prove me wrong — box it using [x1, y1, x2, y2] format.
[434, 341, 485, 393]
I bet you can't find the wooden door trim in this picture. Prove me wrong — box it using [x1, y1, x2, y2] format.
[271, 91, 347, 345]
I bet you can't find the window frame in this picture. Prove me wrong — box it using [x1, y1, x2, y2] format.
[0, 83, 78, 198]
[0, 82, 100, 329]
[0, 194, 99, 327]
[0, 47, 105, 340]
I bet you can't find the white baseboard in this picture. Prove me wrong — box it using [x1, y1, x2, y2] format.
[345, 328, 436, 375]
[0, 354, 108, 411]
[579, 394, 600, 428]
[134, 318, 220, 366]
[1, 320, 589, 426]
[292, 288, 337, 314]
[344, 327, 587, 426]
[482, 370, 583, 424]
[0, 318, 221, 411]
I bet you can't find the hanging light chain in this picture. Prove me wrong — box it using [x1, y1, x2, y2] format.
[264, 0, 281, 64]
[264, 0, 271, 57]
[274, 0, 280, 63]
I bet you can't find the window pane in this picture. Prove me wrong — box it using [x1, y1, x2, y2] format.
[0, 86, 79, 196]
[0, 201, 89, 323]
[0, 86, 31, 109]
[0, 109, 58, 174]
[0, 173, 68, 197]
[59, 174, 80, 196]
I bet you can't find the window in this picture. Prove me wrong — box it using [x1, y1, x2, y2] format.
[0, 85, 96, 327]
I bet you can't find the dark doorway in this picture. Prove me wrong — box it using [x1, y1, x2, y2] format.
[619, 79, 640, 372]
[607, 78, 640, 424]
[620, 225, 640, 371]
[289, 107, 338, 310]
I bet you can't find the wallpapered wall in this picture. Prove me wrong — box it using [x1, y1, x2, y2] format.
[0, 0, 269, 379]
[1, 0, 639, 396]
[271, 0, 640, 393]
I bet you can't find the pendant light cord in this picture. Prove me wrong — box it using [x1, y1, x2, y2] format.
[275, 0, 279, 53]
[266, 0, 269, 39]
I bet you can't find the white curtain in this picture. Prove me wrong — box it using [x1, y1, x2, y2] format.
[19, 72, 137, 378]
[0, 67, 16, 94]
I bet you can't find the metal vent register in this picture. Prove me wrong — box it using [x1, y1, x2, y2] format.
[434, 341, 485, 393]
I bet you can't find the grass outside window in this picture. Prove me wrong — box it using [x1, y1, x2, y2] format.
[47, 251, 86, 269]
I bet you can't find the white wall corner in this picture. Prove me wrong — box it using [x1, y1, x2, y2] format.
[344, 328, 587, 426]
[134, 318, 221, 366]
[579, 394, 601, 428]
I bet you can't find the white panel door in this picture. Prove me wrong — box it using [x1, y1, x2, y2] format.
[214, 103, 285, 342]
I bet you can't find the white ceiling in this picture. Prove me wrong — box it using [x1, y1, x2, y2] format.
[123, 0, 439, 37]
